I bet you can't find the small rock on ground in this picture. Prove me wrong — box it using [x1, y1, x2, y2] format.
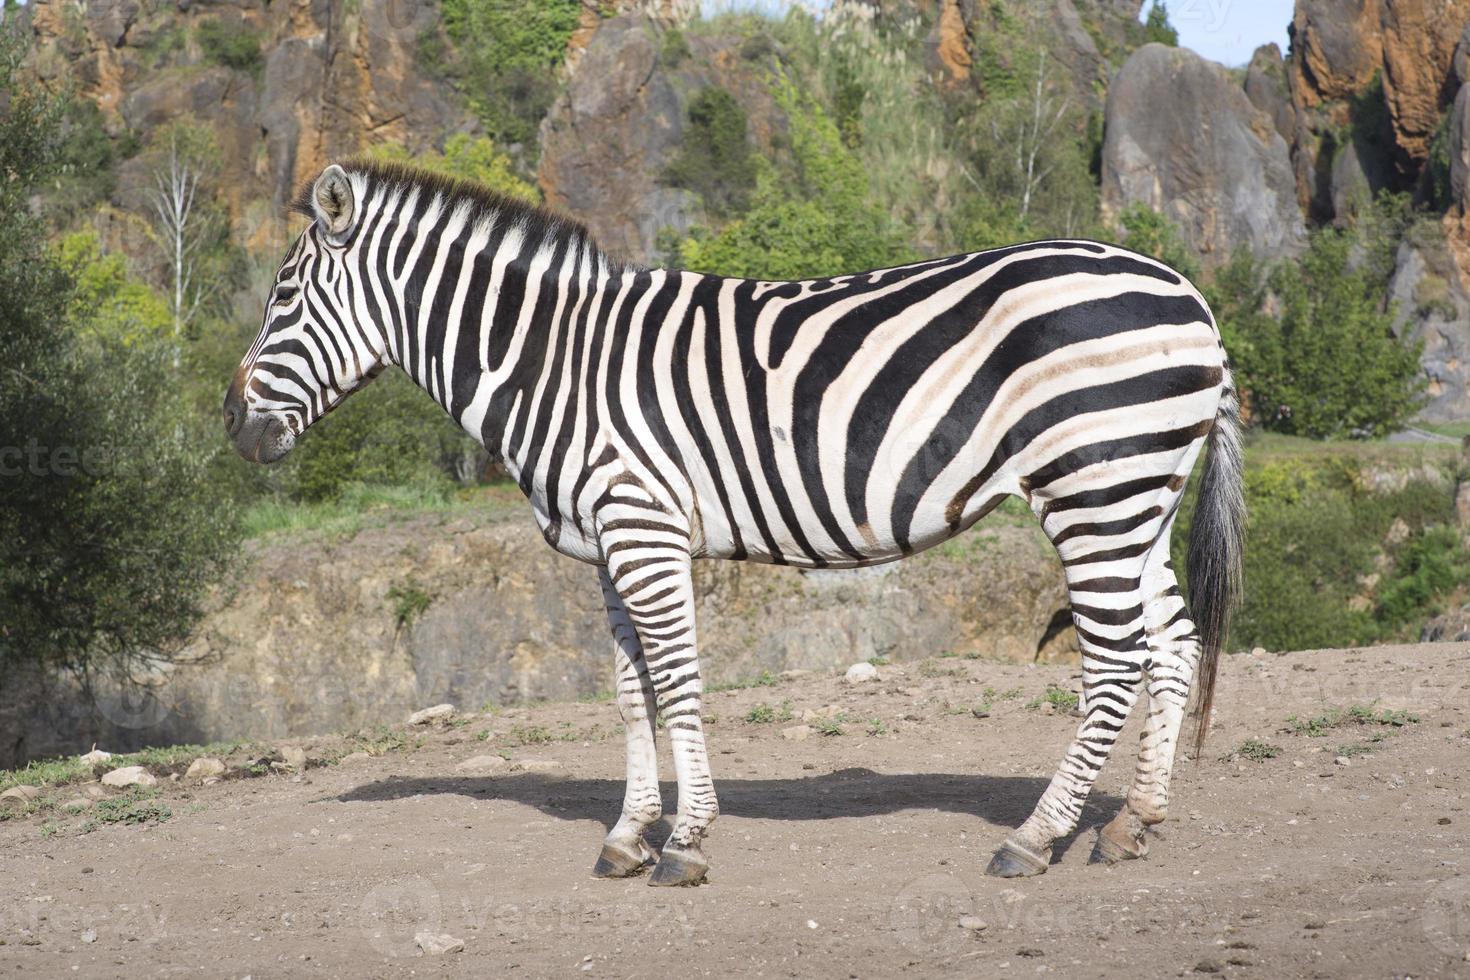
[456, 755, 510, 774]
[184, 757, 226, 781]
[338, 752, 372, 765]
[517, 759, 562, 774]
[100, 766, 157, 789]
[843, 662, 879, 684]
[59, 798, 94, 812]
[78, 749, 112, 765]
[781, 724, 814, 742]
[408, 704, 456, 726]
[414, 931, 465, 955]
[0, 785, 42, 803]
[958, 915, 988, 931]
[280, 746, 307, 770]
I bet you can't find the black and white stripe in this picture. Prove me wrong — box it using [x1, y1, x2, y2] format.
[225, 161, 1244, 882]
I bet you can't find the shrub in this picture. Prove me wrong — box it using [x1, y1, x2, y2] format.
[662, 86, 758, 218]
[196, 20, 262, 72]
[674, 71, 913, 278]
[367, 134, 539, 203]
[436, 0, 582, 147]
[0, 34, 238, 678]
[1142, 2, 1178, 47]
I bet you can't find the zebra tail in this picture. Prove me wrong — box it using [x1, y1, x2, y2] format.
[1183, 381, 1246, 759]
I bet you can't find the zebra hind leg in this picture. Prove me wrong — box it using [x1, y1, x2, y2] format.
[592, 570, 661, 878]
[986, 544, 1151, 877]
[1092, 538, 1200, 865]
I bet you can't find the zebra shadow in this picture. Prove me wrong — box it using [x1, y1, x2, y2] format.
[334, 768, 1124, 862]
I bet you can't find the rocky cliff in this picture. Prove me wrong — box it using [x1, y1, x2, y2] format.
[1, 501, 1074, 766]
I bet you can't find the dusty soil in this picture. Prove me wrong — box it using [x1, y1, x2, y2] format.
[2, 643, 1469, 979]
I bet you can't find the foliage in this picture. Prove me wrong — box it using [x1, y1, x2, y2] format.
[1171, 449, 1466, 652]
[367, 134, 539, 203]
[388, 579, 433, 629]
[674, 72, 913, 278]
[56, 232, 172, 346]
[0, 30, 238, 678]
[1142, 2, 1178, 47]
[48, 100, 125, 219]
[195, 19, 262, 72]
[1117, 202, 1198, 278]
[1224, 229, 1423, 438]
[269, 370, 476, 503]
[663, 86, 758, 217]
[435, 0, 582, 147]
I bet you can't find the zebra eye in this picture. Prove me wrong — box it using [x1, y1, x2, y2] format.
[273, 284, 300, 305]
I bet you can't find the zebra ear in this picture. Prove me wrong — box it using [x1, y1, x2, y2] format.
[312, 164, 356, 238]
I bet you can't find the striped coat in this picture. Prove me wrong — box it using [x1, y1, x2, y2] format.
[226, 162, 1243, 884]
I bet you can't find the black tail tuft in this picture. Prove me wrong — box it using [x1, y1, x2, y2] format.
[1183, 385, 1246, 759]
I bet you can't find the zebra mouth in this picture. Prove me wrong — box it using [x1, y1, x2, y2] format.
[230, 412, 296, 465]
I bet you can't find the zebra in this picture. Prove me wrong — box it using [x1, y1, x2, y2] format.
[224, 161, 1244, 885]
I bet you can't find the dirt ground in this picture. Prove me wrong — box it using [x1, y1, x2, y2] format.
[2, 642, 1469, 979]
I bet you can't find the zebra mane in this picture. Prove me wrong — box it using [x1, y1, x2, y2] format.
[290, 158, 628, 272]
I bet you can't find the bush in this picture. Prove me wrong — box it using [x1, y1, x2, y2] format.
[1224, 230, 1424, 438]
[1172, 450, 1466, 651]
[367, 134, 539, 203]
[271, 371, 477, 503]
[196, 20, 262, 72]
[662, 86, 758, 218]
[436, 0, 582, 147]
[673, 72, 913, 278]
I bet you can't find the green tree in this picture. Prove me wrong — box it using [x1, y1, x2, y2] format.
[1143, 2, 1179, 47]
[434, 0, 582, 147]
[674, 73, 913, 279]
[662, 86, 758, 218]
[1231, 230, 1424, 438]
[0, 28, 237, 678]
[367, 134, 539, 203]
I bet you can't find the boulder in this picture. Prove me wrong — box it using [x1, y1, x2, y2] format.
[1289, 0, 1384, 108]
[1450, 83, 1470, 217]
[184, 757, 226, 781]
[1379, 0, 1470, 169]
[843, 662, 880, 684]
[1102, 44, 1305, 267]
[407, 704, 456, 726]
[1245, 43, 1295, 143]
[100, 765, 156, 788]
[1386, 237, 1470, 421]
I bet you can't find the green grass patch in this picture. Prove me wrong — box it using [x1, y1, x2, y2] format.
[0, 741, 248, 793]
[1234, 738, 1279, 762]
[1026, 685, 1080, 713]
[1286, 704, 1420, 737]
[241, 482, 523, 541]
[813, 714, 847, 736]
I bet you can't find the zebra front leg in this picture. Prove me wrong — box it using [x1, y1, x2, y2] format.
[592, 569, 661, 878]
[1092, 551, 1200, 865]
[987, 562, 1148, 877]
[600, 526, 717, 887]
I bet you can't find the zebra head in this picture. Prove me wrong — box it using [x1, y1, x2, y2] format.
[224, 164, 385, 463]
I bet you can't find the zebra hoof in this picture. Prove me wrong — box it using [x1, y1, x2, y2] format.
[648, 844, 708, 887]
[985, 840, 1050, 878]
[592, 839, 654, 878]
[1088, 831, 1148, 865]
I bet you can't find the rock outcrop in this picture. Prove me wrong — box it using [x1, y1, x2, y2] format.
[0, 505, 1076, 765]
[1387, 236, 1470, 420]
[1101, 44, 1305, 267]
[26, 0, 474, 251]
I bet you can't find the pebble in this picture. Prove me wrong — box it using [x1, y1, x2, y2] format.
[414, 931, 464, 955]
[958, 915, 988, 932]
[456, 755, 510, 774]
[80, 929, 96, 944]
[1439, 817, 1452, 825]
[843, 662, 879, 684]
[1194, 959, 1222, 974]
[407, 704, 456, 726]
[100, 766, 156, 789]
[338, 752, 372, 766]
[1334, 756, 1350, 767]
[781, 725, 814, 742]
[59, 798, 93, 813]
[517, 759, 562, 774]
[280, 746, 308, 771]
[185, 758, 227, 781]
[0, 785, 41, 804]
[78, 749, 113, 765]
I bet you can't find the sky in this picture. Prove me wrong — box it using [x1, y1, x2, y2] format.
[700, 1, 1294, 69]
[1160, 0, 1293, 67]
